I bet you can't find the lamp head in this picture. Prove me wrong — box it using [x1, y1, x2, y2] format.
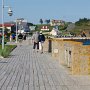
[8, 8, 13, 16]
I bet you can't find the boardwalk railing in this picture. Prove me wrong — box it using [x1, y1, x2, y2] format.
[43, 38, 90, 75]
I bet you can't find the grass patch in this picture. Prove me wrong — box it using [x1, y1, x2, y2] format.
[0, 45, 17, 58]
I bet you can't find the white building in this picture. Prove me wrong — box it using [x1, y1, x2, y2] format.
[29, 26, 36, 31]
[50, 28, 58, 36]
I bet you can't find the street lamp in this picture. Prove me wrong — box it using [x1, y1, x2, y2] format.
[2, 0, 13, 49]
[16, 20, 18, 43]
[15, 18, 24, 43]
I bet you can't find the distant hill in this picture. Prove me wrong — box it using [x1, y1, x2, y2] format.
[66, 23, 75, 31]
[68, 18, 90, 36]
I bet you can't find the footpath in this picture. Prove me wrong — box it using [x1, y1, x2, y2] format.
[0, 40, 90, 90]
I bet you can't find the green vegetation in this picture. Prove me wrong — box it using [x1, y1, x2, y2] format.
[0, 45, 17, 58]
[29, 23, 69, 37]
[58, 24, 68, 30]
[35, 24, 67, 32]
[31, 18, 90, 36]
[69, 18, 90, 36]
[75, 18, 90, 26]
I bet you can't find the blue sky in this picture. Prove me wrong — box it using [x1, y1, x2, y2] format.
[0, 0, 90, 24]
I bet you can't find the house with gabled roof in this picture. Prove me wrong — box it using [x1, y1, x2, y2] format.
[0, 23, 16, 33]
[50, 19, 65, 26]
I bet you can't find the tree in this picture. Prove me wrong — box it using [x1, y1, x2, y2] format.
[39, 19, 43, 24]
[27, 23, 33, 26]
[75, 18, 90, 26]
[45, 19, 50, 24]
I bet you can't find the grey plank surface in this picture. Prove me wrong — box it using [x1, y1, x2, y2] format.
[0, 41, 90, 90]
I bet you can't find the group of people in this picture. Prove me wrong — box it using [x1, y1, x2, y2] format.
[32, 31, 45, 54]
[10, 33, 27, 42]
[18, 33, 27, 43]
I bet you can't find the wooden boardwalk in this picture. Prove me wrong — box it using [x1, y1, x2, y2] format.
[0, 40, 90, 90]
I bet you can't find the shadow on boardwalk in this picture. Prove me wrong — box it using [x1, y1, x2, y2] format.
[0, 41, 90, 90]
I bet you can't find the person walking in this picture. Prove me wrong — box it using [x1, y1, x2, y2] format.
[38, 31, 45, 54]
[18, 33, 23, 46]
[23, 33, 26, 40]
[32, 31, 39, 52]
[12, 33, 15, 41]
[81, 31, 86, 37]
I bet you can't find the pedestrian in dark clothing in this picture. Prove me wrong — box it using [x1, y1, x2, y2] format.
[23, 34, 26, 40]
[18, 33, 23, 39]
[38, 31, 45, 53]
[81, 31, 86, 37]
[12, 33, 15, 40]
[18, 33, 23, 46]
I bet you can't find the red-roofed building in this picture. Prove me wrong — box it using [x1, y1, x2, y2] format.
[0, 23, 15, 32]
[41, 26, 49, 31]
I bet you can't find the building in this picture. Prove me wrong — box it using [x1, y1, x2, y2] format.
[15, 18, 30, 33]
[50, 28, 59, 36]
[0, 23, 16, 33]
[29, 26, 36, 31]
[41, 26, 49, 31]
[50, 19, 65, 26]
[0, 18, 31, 34]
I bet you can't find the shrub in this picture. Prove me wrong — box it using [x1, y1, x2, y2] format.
[0, 45, 17, 58]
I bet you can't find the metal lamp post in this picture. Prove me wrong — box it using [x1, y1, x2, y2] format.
[16, 20, 18, 43]
[2, 0, 13, 49]
[15, 18, 24, 43]
[2, 0, 4, 49]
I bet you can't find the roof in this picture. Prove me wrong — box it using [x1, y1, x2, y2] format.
[41, 26, 49, 31]
[0, 24, 15, 27]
